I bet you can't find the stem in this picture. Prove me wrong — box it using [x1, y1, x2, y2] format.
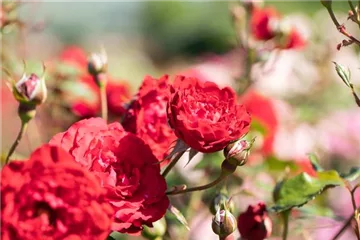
[99, 81, 108, 122]
[282, 210, 290, 240]
[5, 121, 28, 164]
[162, 150, 186, 177]
[351, 186, 360, 239]
[167, 173, 227, 195]
[324, 4, 360, 45]
[331, 214, 354, 240]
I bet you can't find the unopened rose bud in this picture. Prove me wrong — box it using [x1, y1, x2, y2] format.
[237, 203, 272, 240]
[212, 205, 237, 238]
[88, 49, 107, 76]
[142, 218, 166, 240]
[224, 139, 252, 166]
[12, 73, 47, 106]
[210, 193, 235, 215]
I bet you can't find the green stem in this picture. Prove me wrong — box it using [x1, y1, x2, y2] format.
[162, 150, 185, 177]
[99, 82, 108, 122]
[5, 121, 28, 164]
[167, 173, 227, 195]
[282, 210, 290, 240]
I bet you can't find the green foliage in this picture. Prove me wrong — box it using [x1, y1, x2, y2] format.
[271, 171, 344, 212]
[340, 167, 360, 181]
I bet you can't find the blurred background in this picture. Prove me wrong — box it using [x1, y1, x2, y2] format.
[1, 1, 359, 240]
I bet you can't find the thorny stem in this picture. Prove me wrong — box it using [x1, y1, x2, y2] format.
[162, 150, 186, 177]
[5, 121, 28, 164]
[351, 186, 360, 239]
[166, 173, 227, 195]
[331, 214, 355, 240]
[323, 2, 360, 45]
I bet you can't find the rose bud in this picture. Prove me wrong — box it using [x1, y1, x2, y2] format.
[212, 204, 237, 239]
[12, 73, 47, 106]
[210, 193, 235, 215]
[142, 218, 167, 240]
[237, 203, 272, 240]
[223, 139, 253, 166]
[88, 48, 108, 76]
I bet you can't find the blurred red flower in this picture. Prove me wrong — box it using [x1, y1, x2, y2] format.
[1, 144, 114, 240]
[237, 202, 272, 240]
[167, 75, 251, 153]
[59, 46, 131, 118]
[283, 28, 306, 50]
[239, 90, 278, 156]
[122, 75, 176, 165]
[250, 6, 280, 41]
[49, 118, 169, 234]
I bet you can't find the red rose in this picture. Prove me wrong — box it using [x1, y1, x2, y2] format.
[282, 28, 306, 50]
[49, 118, 169, 234]
[59, 45, 88, 69]
[239, 90, 278, 156]
[167, 75, 251, 153]
[237, 203, 272, 240]
[250, 6, 280, 41]
[122, 75, 176, 164]
[1, 144, 114, 240]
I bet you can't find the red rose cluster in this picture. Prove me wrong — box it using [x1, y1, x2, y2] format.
[49, 118, 169, 234]
[1, 145, 114, 240]
[250, 6, 306, 49]
[167, 75, 251, 153]
[59, 46, 131, 118]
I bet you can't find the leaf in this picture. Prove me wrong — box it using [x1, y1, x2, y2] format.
[333, 62, 352, 88]
[167, 204, 190, 231]
[270, 171, 344, 212]
[308, 153, 323, 172]
[107, 231, 126, 240]
[340, 167, 360, 181]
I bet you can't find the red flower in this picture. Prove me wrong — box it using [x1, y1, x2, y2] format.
[1, 144, 114, 240]
[167, 75, 251, 153]
[122, 75, 176, 164]
[59, 46, 131, 118]
[239, 90, 278, 156]
[59, 46, 88, 69]
[237, 203, 272, 240]
[250, 6, 280, 41]
[283, 28, 306, 50]
[49, 118, 169, 234]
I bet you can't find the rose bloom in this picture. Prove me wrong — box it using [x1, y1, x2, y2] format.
[250, 6, 280, 41]
[237, 202, 272, 240]
[122, 75, 176, 164]
[1, 144, 114, 240]
[239, 89, 278, 156]
[49, 118, 169, 234]
[167, 75, 251, 153]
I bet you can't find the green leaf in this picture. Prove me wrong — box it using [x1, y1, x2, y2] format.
[333, 62, 352, 88]
[271, 171, 344, 212]
[308, 153, 323, 172]
[107, 231, 126, 240]
[340, 167, 360, 181]
[167, 204, 190, 231]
